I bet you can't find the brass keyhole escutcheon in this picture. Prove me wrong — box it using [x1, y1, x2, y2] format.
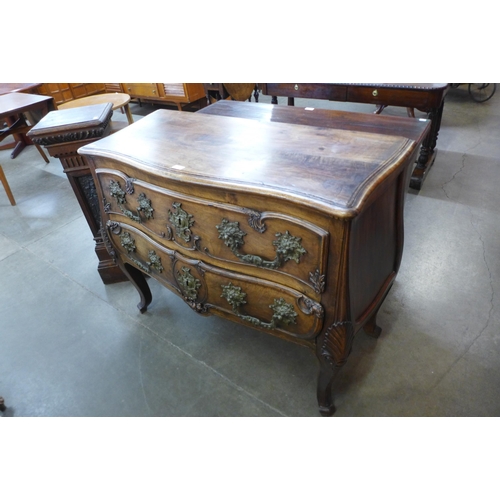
[372, 90, 378, 97]
[294, 84, 299, 91]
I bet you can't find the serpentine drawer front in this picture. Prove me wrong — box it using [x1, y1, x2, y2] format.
[79, 105, 429, 416]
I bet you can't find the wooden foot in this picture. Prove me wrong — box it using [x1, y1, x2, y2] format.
[363, 314, 382, 338]
[316, 358, 340, 417]
[0, 397, 6, 411]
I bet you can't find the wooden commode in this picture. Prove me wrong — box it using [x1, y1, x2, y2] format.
[79, 102, 429, 415]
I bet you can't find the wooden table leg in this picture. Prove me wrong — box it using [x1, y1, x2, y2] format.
[410, 101, 445, 190]
[123, 104, 134, 125]
[0, 397, 6, 412]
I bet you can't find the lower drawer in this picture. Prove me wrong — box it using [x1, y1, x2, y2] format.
[107, 221, 325, 340]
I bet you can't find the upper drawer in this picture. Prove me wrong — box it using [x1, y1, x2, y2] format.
[95, 168, 330, 296]
[263, 83, 347, 101]
[123, 83, 159, 98]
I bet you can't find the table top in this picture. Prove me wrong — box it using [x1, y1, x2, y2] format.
[79, 104, 421, 216]
[0, 92, 54, 119]
[28, 103, 113, 140]
[0, 83, 42, 95]
[58, 93, 130, 111]
[199, 100, 430, 142]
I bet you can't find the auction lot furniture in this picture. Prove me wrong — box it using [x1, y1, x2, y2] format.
[79, 101, 429, 415]
[58, 93, 134, 125]
[260, 83, 449, 190]
[28, 103, 127, 284]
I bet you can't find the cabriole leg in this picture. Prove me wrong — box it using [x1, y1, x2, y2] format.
[122, 262, 152, 313]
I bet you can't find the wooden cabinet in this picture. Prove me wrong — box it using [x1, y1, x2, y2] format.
[38, 83, 107, 106]
[121, 83, 206, 110]
[80, 102, 429, 415]
[39, 83, 206, 110]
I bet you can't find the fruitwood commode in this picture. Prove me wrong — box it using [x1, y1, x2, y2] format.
[79, 102, 429, 415]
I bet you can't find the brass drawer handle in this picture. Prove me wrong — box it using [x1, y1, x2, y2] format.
[221, 283, 297, 330]
[372, 90, 378, 97]
[294, 84, 299, 91]
[216, 218, 306, 269]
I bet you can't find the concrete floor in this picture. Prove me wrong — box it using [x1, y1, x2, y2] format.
[1, 85, 499, 417]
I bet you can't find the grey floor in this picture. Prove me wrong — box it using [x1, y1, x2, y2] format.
[1, 85, 499, 417]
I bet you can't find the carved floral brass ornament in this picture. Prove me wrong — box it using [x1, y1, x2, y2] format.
[216, 218, 306, 269]
[137, 193, 154, 220]
[221, 283, 298, 330]
[108, 179, 153, 224]
[147, 250, 163, 273]
[120, 231, 136, 253]
[168, 202, 195, 242]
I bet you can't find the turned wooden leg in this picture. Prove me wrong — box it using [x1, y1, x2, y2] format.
[122, 262, 152, 313]
[0, 397, 6, 412]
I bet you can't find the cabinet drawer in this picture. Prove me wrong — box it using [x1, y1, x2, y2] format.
[123, 83, 159, 98]
[107, 222, 324, 339]
[347, 86, 431, 108]
[96, 169, 330, 295]
[263, 83, 347, 101]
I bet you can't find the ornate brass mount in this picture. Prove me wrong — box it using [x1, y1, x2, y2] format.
[176, 266, 201, 301]
[166, 202, 201, 251]
[116, 228, 163, 274]
[175, 265, 208, 313]
[221, 283, 298, 330]
[107, 179, 155, 225]
[216, 218, 306, 269]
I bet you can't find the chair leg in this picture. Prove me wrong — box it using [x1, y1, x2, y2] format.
[0, 164, 16, 205]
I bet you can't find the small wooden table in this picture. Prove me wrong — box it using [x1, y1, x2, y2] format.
[58, 93, 134, 125]
[260, 83, 449, 190]
[0, 92, 55, 160]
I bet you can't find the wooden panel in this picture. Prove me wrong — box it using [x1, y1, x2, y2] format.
[105, 83, 123, 93]
[39, 83, 73, 105]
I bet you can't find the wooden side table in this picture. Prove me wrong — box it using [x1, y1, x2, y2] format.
[58, 93, 134, 125]
[28, 103, 127, 284]
[0, 92, 55, 160]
